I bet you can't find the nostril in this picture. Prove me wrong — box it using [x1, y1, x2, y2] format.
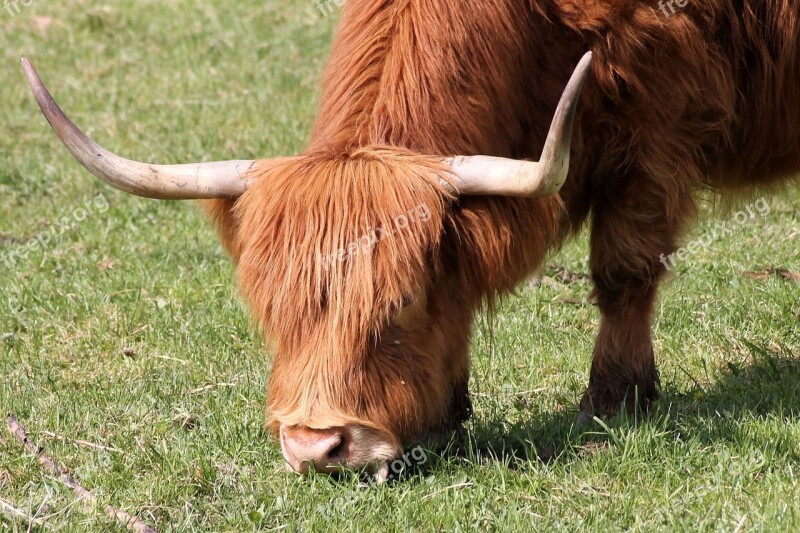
[325, 434, 349, 464]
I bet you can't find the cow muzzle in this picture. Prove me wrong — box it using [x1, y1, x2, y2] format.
[279, 424, 400, 481]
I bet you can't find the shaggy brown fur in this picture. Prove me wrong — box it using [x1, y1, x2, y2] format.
[204, 0, 799, 445]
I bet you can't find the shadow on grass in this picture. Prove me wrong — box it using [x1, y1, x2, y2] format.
[293, 343, 800, 484]
[426, 344, 800, 474]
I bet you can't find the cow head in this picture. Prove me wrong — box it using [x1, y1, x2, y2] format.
[21, 53, 591, 480]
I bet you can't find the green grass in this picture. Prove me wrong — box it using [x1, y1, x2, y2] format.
[1, 1, 799, 531]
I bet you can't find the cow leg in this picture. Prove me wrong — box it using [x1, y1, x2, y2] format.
[580, 181, 694, 417]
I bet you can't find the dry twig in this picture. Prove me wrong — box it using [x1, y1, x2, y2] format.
[5, 415, 158, 533]
[421, 482, 474, 501]
[0, 497, 46, 527]
[39, 431, 123, 454]
[188, 383, 235, 395]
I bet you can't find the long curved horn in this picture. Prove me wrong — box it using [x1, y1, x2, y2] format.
[21, 59, 255, 200]
[444, 51, 592, 198]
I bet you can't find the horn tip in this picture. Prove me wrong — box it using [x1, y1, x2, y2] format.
[20, 57, 36, 81]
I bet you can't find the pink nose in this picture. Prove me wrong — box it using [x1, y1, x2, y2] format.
[280, 426, 350, 474]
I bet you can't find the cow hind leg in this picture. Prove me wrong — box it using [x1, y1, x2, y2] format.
[580, 177, 695, 417]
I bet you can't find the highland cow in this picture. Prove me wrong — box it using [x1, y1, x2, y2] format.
[22, 0, 800, 479]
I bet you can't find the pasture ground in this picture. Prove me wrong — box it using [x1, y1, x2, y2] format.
[1, 1, 799, 530]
